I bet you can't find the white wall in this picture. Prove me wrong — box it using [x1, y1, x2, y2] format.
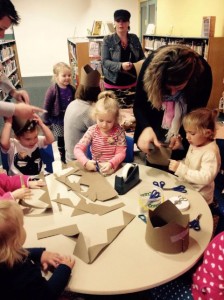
[12, 0, 139, 77]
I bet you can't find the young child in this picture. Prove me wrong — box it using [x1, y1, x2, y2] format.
[0, 171, 45, 200]
[149, 231, 224, 299]
[43, 62, 76, 164]
[0, 114, 54, 176]
[0, 200, 75, 300]
[169, 108, 221, 204]
[74, 91, 127, 175]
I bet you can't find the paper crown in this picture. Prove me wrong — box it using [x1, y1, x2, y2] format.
[80, 64, 101, 88]
[133, 59, 144, 79]
[145, 200, 189, 253]
[12, 116, 36, 135]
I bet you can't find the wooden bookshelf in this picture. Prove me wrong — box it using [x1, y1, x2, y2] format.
[142, 34, 224, 109]
[67, 37, 103, 87]
[0, 39, 23, 101]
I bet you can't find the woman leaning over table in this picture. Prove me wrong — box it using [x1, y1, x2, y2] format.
[101, 9, 145, 108]
[133, 44, 212, 170]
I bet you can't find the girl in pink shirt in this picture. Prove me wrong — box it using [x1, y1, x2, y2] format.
[74, 91, 127, 175]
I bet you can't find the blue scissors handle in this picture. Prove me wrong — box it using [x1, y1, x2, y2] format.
[163, 185, 187, 193]
[173, 185, 187, 193]
[95, 160, 100, 172]
[149, 189, 161, 199]
[153, 180, 165, 189]
[189, 214, 201, 231]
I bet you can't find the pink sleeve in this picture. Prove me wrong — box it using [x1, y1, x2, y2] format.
[109, 128, 127, 170]
[109, 146, 127, 170]
[74, 143, 89, 166]
[0, 192, 14, 200]
[0, 173, 29, 194]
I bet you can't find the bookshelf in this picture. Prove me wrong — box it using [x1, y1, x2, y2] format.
[0, 39, 23, 101]
[142, 35, 224, 109]
[67, 37, 103, 87]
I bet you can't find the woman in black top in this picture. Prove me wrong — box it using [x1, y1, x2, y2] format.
[133, 45, 212, 169]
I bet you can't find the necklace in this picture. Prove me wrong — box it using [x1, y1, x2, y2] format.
[121, 41, 128, 49]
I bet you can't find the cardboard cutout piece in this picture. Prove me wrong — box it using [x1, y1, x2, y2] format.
[145, 200, 189, 253]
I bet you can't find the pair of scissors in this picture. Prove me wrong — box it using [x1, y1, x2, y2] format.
[149, 189, 161, 199]
[163, 185, 187, 193]
[138, 214, 147, 223]
[189, 214, 202, 231]
[95, 160, 100, 172]
[153, 181, 166, 189]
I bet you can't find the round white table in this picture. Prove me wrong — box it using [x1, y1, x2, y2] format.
[24, 164, 213, 295]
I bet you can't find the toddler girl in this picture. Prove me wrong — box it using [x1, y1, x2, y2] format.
[169, 107, 221, 204]
[43, 62, 76, 163]
[74, 91, 127, 175]
[0, 114, 54, 176]
[0, 200, 75, 300]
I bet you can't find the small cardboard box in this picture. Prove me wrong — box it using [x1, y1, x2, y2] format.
[145, 200, 189, 253]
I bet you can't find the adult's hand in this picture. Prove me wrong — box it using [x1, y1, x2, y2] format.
[14, 102, 46, 119]
[122, 62, 133, 71]
[10, 89, 30, 104]
[137, 127, 161, 154]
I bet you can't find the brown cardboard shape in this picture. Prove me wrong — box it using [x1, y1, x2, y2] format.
[146, 145, 172, 166]
[71, 197, 125, 216]
[133, 59, 144, 78]
[79, 64, 101, 87]
[145, 200, 189, 253]
[36, 211, 135, 264]
[37, 224, 79, 239]
[74, 211, 135, 263]
[56, 162, 118, 202]
[20, 172, 53, 216]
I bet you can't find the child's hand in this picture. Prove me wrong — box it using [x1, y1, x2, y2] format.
[169, 135, 183, 150]
[168, 159, 180, 172]
[99, 162, 114, 175]
[28, 179, 46, 189]
[41, 251, 64, 271]
[11, 188, 32, 200]
[60, 255, 75, 269]
[32, 113, 44, 126]
[85, 160, 97, 171]
[41, 251, 75, 271]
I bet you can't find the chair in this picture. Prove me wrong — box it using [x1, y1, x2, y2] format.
[40, 144, 54, 173]
[0, 150, 9, 173]
[124, 135, 134, 163]
[0, 144, 54, 174]
[87, 135, 134, 163]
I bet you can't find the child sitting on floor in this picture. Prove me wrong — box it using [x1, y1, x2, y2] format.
[0, 113, 54, 176]
[0, 200, 75, 300]
[169, 107, 221, 204]
[74, 91, 127, 175]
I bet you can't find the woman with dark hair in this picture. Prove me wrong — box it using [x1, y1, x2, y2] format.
[64, 65, 101, 162]
[133, 45, 212, 169]
[101, 9, 145, 108]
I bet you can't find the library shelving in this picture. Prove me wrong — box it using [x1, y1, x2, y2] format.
[67, 36, 103, 87]
[0, 39, 22, 101]
[142, 34, 224, 109]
